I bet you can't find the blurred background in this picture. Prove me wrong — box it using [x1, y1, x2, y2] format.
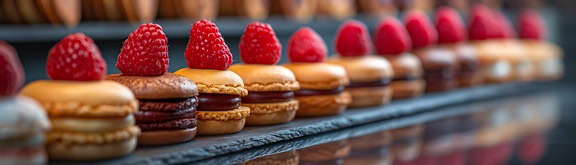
[0, 0, 574, 83]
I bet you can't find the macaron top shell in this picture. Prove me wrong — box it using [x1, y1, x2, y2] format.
[174, 68, 248, 96]
[282, 63, 349, 90]
[229, 64, 300, 92]
[106, 73, 198, 99]
[383, 53, 423, 79]
[327, 56, 394, 82]
[0, 96, 50, 140]
[20, 80, 138, 117]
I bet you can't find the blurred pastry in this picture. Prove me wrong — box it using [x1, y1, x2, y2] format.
[175, 20, 250, 135]
[230, 22, 299, 125]
[219, 0, 269, 20]
[374, 17, 425, 99]
[283, 27, 351, 117]
[20, 33, 139, 160]
[106, 24, 198, 145]
[435, 7, 483, 87]
[328, 20, 394, 108]
[0, 41, 50, 165]
[518, 9, 563, 81]
[405, 11, 458, 92]
[270, 0, 318, 22]
[356, 0, 397, 17]
[316, 0, 355, 19]
[493, 11, 534, 82]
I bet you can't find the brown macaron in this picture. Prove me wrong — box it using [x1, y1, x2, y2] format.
[413, 47, 459, 92]
[283, 63, 351, 117]
[230, 64, 300, 126]
[384, 53, 425, 99]
[106, 73, 199, 146]
[328, 56, 394, 108]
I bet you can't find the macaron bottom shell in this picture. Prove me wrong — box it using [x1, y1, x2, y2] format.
[346, 86, 392, 108]
[243, 100, 298, 126]
[295, 92, 351, 117]
[390, 79, 425, 99]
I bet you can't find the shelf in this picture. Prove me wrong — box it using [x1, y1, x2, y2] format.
[50, 82, 551, 165]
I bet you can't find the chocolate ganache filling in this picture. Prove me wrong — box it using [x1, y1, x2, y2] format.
[197, 94, 241, 111]
[242, 91, 294, 103]
[347, 78, 391, 88]
[294, 86, 345, 97]
[392, 76, 420, 81]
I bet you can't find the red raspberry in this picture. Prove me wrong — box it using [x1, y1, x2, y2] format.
[518, 10, 545, 40]
[435, 7, 466, 44]
[493, 11, 514, 39]
[239, 22, 282, 64]
[287, 27, 327, 62]
[374, 17, 411, 55]
[468, 5, 498, 41]
[117, 23, 169, 76]
[46, 33, 107, 81]
[404, 11, 437, 49]
[334, 20, 372, 57]
[0, 41, 24, 97]
[185, 20, 233, 70]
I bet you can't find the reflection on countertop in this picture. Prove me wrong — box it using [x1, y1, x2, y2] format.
[242, 93, 560, 165]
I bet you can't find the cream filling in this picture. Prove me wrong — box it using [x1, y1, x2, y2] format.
[490, 60, 511, 78]
[50, 115, 134, 133]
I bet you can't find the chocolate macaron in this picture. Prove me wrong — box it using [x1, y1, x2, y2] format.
[230, 22, 300, 126]
[328, 20, 394, 108]
[374, 17, 425, 99]
[175, 20, 250, 135]
[284, 27, 351, 117]
[106, 24, 198, 145]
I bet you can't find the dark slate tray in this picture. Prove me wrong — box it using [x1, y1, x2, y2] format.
[50, 82, 546, 165]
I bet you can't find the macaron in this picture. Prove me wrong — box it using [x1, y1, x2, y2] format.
[374, 17, 425, 99]
[405, 11, 459, 92]
[328, 20, 394, 108]
[20, 33, 139, 160]
[283, 27, 351, 117]
[297, 140, 351, 164]
[493, 11, 535, 82]
[0, 42, 50, 165]
[175, 20, 250, 135]
[435, 7, 483, 87]
[230, 22, 299, 126]
[105, 24, 198, 145]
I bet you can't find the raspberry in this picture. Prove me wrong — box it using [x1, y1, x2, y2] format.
[287, 27, 327, 62]
[493, 11, 514, 39]
[404, 11, 437, 49]
[185, 20, 233, 70]
[374, 17, 411, 55]
[334, 20, 372, 56]
[117, 23, 169, 76]
[468, 5, 498, 41]
[518, 10, 545, 40]
[239, 22, 282, 64]
[0, 41, 24, 97]
[46, 33, 107, 81]
[435, 7, 466, 44]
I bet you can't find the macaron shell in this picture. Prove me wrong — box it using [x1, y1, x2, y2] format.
[138, 127, 197, 146]
[295, 92, 351, 117]
[47, 136, 137, 160]
[390, 79, 425, 99]
[327, 56, 394, 82]
[383, 53, 423, 79]
[229, 64, 300, 92]
[20, 80, 136, 106]
[175, 68, 248, 96]
[244, 100, 298, 125]
[283, 63, 349, 90]
[346, 86, 392, 108]
[105, 73, 199, 100]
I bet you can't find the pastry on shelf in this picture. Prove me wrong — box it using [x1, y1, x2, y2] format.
[327, 20, 394, 108]
[374, 17, 425, 99]
[316, 0, 355, 20]
[270, 0, 318, 22]
[158, 0, 218, 20]
[283, 27, 351, 117]
[435, 7, 483, 87]
[82, 0, 158, 23]
[219, 0, 269, 20]
[518, 9, 564, 81]
[468, 5, 512, 84]
[405, 11, 458, 92]
[356, 0, 397, 17]
[0, 41, 50, 165]
[230, 22, 299, 126]
[20, 33, 139, 160]
[106, 24, 199, 146]
[175, 20, 250, 135]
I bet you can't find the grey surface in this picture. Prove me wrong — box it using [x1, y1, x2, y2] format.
[50, 82, 545, 165]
